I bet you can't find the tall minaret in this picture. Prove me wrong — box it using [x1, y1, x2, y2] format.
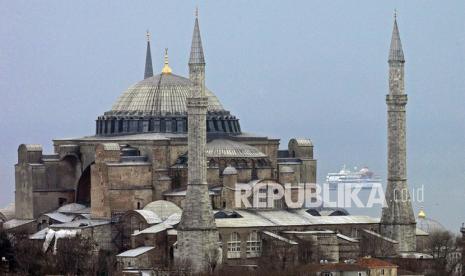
[176, 11, 220, 273]
[144, 30, 154, 79]
[380, 13, 416, 253]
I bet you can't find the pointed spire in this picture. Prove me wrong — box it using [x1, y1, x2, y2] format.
[161, 48, 172, 74]
[144, 30, 154, 79]
[389, 11, 405, 62]
[189, 8, 205, 65]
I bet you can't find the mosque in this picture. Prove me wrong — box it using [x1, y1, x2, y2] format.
[0, 12, 436, 274]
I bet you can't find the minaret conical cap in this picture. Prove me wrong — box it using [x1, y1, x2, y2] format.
[389, 14, 405, 62]
[189, 12, 205, 65]
[144, 30, 154, 79]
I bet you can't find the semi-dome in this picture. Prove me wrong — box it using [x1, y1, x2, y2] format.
[110, 73, 225, 115]
[206, 139, 267, 158]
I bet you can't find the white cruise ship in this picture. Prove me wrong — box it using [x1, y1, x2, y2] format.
[326, 165, 382, 190]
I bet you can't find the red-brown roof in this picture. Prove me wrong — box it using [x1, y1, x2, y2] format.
[357, 257, 398, 268]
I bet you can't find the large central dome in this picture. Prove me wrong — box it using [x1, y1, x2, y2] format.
[95, 33, 241, 137]
[96, 72, 241, 137]
[110, 73, 224, 115]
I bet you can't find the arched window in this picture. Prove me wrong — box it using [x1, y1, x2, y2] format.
[246, 231, 261, 258]
[227, 232, 241, 259]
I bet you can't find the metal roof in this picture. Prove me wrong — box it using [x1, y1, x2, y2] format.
[337, 233, 359, 243]
[117, 246, 155, 257]
[262, 231, 298, 245]
[133, 210, 162, 224]
[29, 227, 50, 240]
[215, 209, 379, 228]
[3, 219, 34, 230]
[49, 219, 110, 229]
[42, 212, 76, 223]
[206, 139, 267, 158]
[133, 223, 171, 236]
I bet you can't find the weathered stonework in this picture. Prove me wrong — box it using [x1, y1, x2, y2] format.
[175, 16, 220, 273]
[380, 17, 416, 253]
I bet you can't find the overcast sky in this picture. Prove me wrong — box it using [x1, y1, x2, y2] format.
[1, 1, 464, 231]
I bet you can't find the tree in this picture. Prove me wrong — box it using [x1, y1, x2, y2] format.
[427, 230, 461, 276]
[9, 231, 116, 275]
[0, 229, 15, 273]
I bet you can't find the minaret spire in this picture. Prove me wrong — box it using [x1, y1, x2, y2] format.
[381, 13, 416, 253]
[176, 10, 220, 273]
[389, 12, 405, 63]
[189, 11, 205, 66]
[144, 30, 154, 79]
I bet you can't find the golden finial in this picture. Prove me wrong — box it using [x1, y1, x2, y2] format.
[418, 207, 426, 219]
[146, 30, 151, 42]
[161, 48, 172, 74]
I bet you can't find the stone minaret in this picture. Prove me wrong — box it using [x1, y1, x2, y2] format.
[144, 31, 153, 79]
[380, 14, 416, 253]
[176, 13, 220, 273]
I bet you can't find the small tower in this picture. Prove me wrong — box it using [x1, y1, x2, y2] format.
[144, 30, 154, 79]
[175, 11, 220, 273]
[380, 13, 416, 253]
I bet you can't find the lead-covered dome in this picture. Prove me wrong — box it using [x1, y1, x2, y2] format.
[96, 72, 241, 136]
[110, 73, 224, 115]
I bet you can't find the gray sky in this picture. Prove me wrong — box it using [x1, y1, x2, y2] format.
[1, 1, 464, 231]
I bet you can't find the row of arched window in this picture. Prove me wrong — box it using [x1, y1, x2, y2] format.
[208, 158, 271, 169]
[226, 231, 262, 259]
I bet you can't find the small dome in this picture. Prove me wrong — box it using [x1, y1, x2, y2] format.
[143, 200, 182, 221]
[57, 203, 87, 213]
[289, 138, 313, 147]
[223, 166, 238, 175]
[110, 73, 224, 115]
[417, 210, 446, 234]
